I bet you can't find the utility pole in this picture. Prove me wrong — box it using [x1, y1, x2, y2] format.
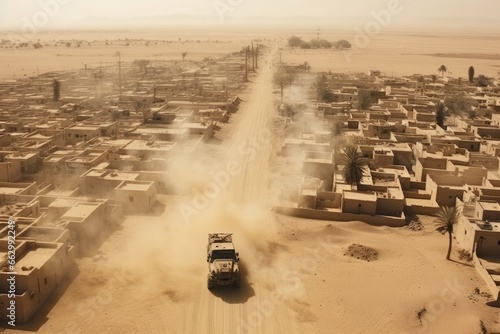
[251, 42, 255, 73]
[94, 68, 103, 101]
[244, 46, 248, 82]
[117, 52, 122, 101]
[255, 44, 258, 69]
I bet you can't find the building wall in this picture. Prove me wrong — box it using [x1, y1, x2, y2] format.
[469, 155, 500, 171]
[435, 186, 465, 207]
[317, 190, 342, 209]
[455, 216, 480, 253]
[302, 161, 334, 180]
[298, 193, 317, 209]
[274, 206, 405, 227]
[114, 182, 157, 214]
[0, 241, 74, 323]
[0, 161, 21, 182]
[0, 291, 31, 323]
[63, 201, 104, 230]
[342, 197, 377, 215]
[80, 175, 123, 197]
[374, 153, 394, 167]
[426, 175, 465, 207]
[376, 197, 404, 217]
[5, 155, 41, 174]
[416, 112, 435, 123]
[473, 126, 500, 139]
[65, 128, 100, 145]
[476, 231, 500, 257]
[393, 150, 414, 173]
[458, 140, 480, 152]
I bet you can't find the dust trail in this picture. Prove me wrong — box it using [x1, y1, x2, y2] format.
[110, 47, 282, 293]
[110, 199, 281, 294]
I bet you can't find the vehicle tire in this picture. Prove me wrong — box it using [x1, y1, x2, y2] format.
[207, 275, 214, 290]
[234, 278, 241, 288]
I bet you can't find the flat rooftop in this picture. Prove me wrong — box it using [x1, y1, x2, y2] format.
[102, 172, 139, 181]
[69, 126, 100, 131]
[97, 139, 133, 148]
[480, 201, 500, 212]
[300, 189, 317, 196]
[116, 181, 153, 191]
[6, 152, 37, 159]
[304, 158, 333, 164]
[285, 138, 330, 146]
[182, 123, 211, 129]
[124, 140, 175, 151]
[0, 187, 23, 194]
[15, 246, 57, 272]
[49, 198, 79, 209]
[344, 191, 377, 202]
[132, 128, 187, 135]
[61, 202, 101, 222]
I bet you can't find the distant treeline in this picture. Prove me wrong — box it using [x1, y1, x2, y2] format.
[288, 36, 352, 49]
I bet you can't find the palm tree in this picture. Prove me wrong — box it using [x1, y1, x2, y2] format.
[273, 66, 296, 103]
[438, 65, 447, 78]
[53, 79, 61, 102]
[331, 121, 343, 137]
[435, 101, 449, 128]
[468, 66, 475, 83]
[435, 205, 462, 260]
[330, 121, 347, 155]
[357, 89, 372, 110]
[341, 145, 368, 189]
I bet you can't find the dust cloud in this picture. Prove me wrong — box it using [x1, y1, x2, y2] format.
[109, 196, 291, 298]
[109, 120, 290, 301]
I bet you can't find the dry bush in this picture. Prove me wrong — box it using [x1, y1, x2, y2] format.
[344, 244, 378, 262]
[35, 166, 80, 191]
[416, 307, 427, 325]
[405, 213, 424, 231]
[458, 249, 473, 262]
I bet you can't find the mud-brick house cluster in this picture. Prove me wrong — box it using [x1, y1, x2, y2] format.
[0, 49, 251, 323]
[275, 71, 500, 303]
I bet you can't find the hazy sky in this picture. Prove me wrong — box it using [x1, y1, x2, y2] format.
[1, 0, 499, 29]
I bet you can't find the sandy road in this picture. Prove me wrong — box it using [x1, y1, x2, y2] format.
[181, 48, 300, 334]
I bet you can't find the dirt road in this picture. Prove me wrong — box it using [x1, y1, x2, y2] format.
[180, 47, 300, 334]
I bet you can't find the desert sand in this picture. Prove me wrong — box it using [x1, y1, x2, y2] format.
[2, 29, 500, 80]
[3, 41, 500, 334]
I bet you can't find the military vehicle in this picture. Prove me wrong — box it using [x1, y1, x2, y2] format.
[206, 233, 241, 289]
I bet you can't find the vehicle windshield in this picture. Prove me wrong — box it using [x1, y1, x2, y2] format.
[211, 250, 237, 261]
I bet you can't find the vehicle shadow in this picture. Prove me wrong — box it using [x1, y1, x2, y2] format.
[208, 262, 255, 304]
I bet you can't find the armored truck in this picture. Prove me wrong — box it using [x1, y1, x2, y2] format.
[207, 233, 241, 289]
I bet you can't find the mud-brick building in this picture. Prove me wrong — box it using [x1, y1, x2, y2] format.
[114, 180, 157, 214]
[0, 239, 75, 323]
